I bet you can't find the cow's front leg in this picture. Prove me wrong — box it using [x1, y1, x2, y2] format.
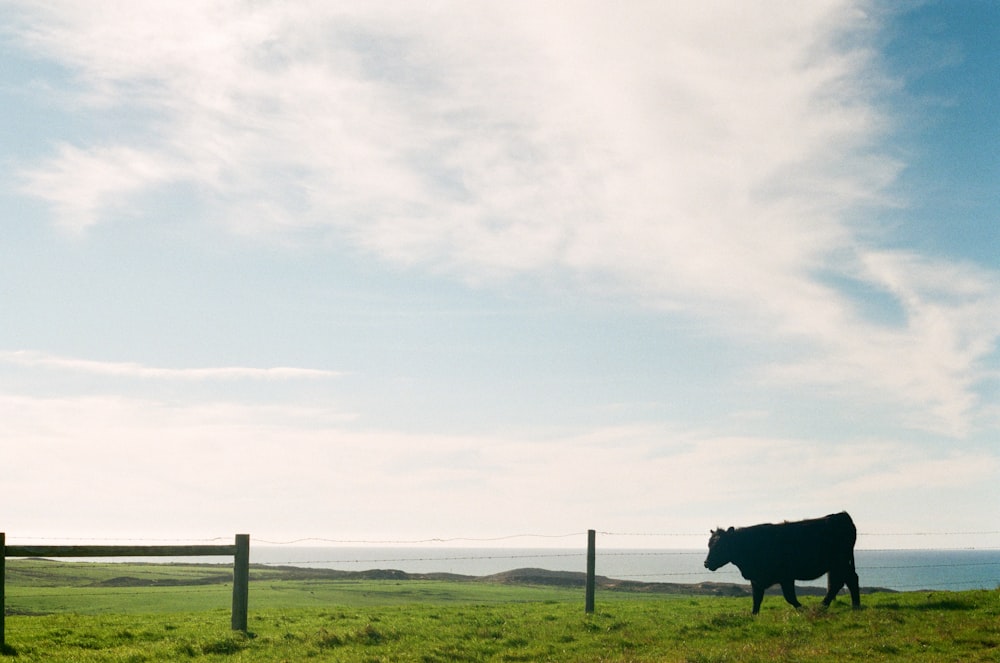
[779, 580, 801, 608]
[750, 581, 766, 615]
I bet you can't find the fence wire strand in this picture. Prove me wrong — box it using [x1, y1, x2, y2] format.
[5, 529, 998, 598]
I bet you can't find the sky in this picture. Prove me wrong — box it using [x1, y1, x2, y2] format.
[1, 1, 998, 552]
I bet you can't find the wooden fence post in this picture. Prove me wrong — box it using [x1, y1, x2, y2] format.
[231, 534, 250, 632]
[585, 529, 596, 614]
[1, 532, 6, 650]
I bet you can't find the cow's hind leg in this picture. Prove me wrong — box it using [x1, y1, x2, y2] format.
[846, 566, 861, 609]
[823, 571, 846, 607]
[779, 580, 801, 609]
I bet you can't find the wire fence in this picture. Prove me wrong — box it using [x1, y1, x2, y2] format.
[243, 528, 1000, 592]
[6, 529, 1000, 593]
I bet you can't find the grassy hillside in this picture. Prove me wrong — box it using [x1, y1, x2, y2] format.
[3, 560, 998, 661]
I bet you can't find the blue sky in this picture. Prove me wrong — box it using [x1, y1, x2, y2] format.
[1, 1, 998, 551]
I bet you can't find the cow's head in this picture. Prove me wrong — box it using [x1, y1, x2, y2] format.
[704, 526, 735, 571]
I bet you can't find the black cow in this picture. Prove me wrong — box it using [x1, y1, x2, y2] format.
[704, 511, 861, 614]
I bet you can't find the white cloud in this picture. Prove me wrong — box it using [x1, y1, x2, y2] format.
[767, 253, 1000, 436]
[0, 350, 341, 380]
[8, 0, 1000, 436]
[11, 1, 889, 270]
[17, 144, 179, 232]
[3, 391, 995, 546]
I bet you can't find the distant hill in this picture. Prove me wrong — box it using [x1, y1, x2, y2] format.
[252, 564, 894, 596]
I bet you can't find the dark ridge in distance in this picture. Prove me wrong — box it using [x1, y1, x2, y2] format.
[16, 560, 900, 595]
[189, 563, 903, 596]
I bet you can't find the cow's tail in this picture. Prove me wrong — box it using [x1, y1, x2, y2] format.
[841, 511, 858, 544]
[844, 512, 859, 575]
[839, 511, 858, 571]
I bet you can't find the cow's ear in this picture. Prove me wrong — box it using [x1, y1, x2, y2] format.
[727, 526, 735, 534]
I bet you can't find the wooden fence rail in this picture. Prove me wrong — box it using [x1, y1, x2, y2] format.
[0, 533, 250, 649]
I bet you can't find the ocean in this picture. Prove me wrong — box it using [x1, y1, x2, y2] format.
[245, 547, 1000, 592]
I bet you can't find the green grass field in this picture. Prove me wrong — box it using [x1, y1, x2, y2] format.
[3, 560, 998, 662]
